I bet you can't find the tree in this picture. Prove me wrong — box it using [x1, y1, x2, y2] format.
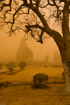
[19, 61, 26, 69]
[6, 61, 16, 74]
[0, 0, 70, 93]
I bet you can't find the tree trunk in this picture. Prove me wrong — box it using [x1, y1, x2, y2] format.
[63, 62, 70, 93]
[61, 41, 70, 93]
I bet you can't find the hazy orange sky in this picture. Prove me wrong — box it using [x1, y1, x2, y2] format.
[0, 28, 60, 63]
[0, 0, 63, 63]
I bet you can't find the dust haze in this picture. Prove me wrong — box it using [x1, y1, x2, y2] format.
[0, 29, 62, 66]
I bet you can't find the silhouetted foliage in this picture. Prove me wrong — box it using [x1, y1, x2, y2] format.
[44, 65, 47, 68]
[19, 61, 26, 69]
[6, 62, 16, 74]
[33, 73, 48, 88]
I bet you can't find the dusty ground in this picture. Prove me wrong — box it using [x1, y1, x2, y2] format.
[0, 67, 70, 105]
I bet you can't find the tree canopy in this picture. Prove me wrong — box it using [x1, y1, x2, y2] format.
[0, 0, 69, 47]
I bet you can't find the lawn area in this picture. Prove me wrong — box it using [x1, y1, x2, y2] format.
[0, 67, 63, 83]
[0, 67, 70, 105]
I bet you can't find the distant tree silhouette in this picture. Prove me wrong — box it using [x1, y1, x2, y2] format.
[19, 61, 26, 69]
[6, 61, 16, 74]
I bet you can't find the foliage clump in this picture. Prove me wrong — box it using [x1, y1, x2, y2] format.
[33, 73, 48, 88]
[19, 61, 26, 70]
[6, 62, 16, 74]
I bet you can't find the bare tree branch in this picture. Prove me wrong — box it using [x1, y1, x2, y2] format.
[0, 0, 69, 54]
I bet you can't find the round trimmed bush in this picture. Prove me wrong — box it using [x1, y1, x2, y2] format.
[33, 73, 48, 88]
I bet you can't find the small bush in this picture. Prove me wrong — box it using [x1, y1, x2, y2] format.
[62, 72, 65, 79]
[19, 61, 26, 69]
[44, 65, 47, 68]
[0, 63, 2, 69]
[33, 73, 48, 88]
[6, 62, 16, 74]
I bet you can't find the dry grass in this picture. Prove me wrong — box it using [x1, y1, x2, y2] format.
[0, 67, 70, 105]
[0, 67, 63, 83]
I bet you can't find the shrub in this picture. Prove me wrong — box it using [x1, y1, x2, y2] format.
[0, 63, 2, 69]
[44, 65, 47, 68]
[19, 61, 26, 69]
[6, 62, 16, 74]
[33, 73, 48, 88]
[62, 72, 65, 79]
